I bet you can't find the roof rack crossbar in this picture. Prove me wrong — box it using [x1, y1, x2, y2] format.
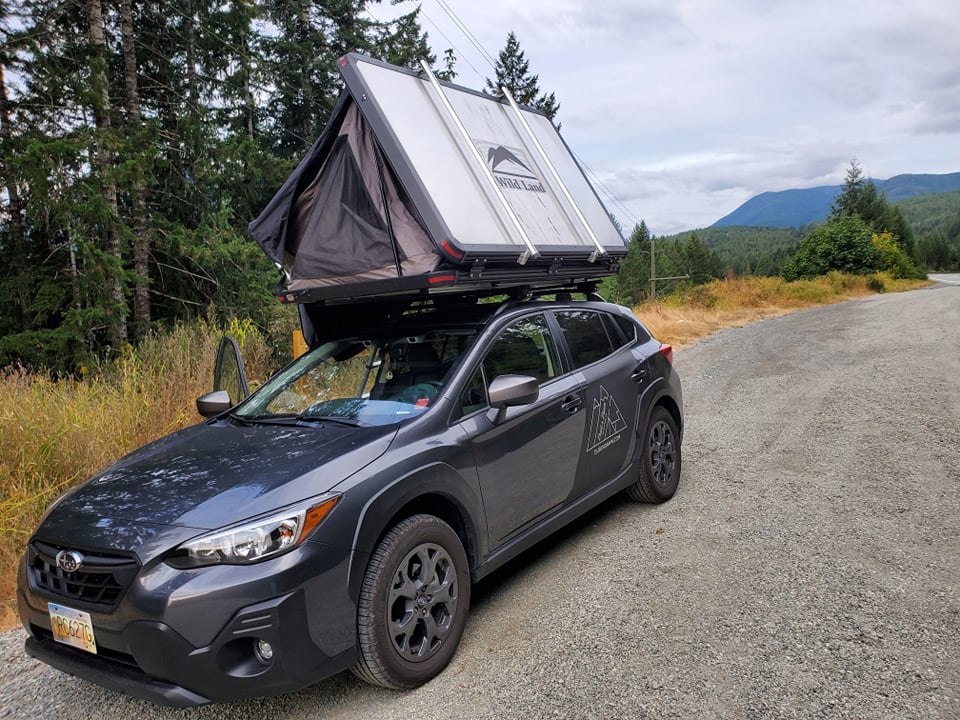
[418, 59, 539, 265]
[500, 86, 606, 262]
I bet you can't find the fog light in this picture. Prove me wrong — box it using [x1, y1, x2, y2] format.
[254, 639, 274, 664]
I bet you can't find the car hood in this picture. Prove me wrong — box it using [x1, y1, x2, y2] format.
[35, 420, 397, 558]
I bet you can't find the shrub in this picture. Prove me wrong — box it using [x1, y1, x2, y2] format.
[681, 285, 719, 309]
[872, 232, 925, 280]
[782, 215, 881, 281]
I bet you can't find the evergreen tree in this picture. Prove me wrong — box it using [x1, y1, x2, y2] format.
[434, 48, 457, 81]
[684, 232, 724, 284]
[0, 0, 437, 372]
[831, 159, 916, 258]
[485, 32, 559, 121]
[616, 221, 652, 306]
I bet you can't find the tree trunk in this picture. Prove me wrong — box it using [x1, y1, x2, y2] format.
[240, 37, 256, 141]
[86, 0, 128, 348]
[0, 60, 29, 327]
[119, 0, 151, 339]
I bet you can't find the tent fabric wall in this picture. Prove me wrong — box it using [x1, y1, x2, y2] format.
[248, 96, 439, 291]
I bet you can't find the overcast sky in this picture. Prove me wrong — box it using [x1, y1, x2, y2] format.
[374, 0, 960, 235]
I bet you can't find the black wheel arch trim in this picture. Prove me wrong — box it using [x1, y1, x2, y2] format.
[346, 463, 485, 601]
[637, 379, 684, 445]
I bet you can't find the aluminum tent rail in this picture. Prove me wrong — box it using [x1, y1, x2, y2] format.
[418, 59, 539, 265]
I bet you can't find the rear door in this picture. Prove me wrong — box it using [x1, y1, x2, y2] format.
[551, 309, 645, 497]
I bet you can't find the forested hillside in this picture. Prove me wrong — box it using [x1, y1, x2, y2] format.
[654, 182, 960, 280]
[713, 172, 960, 228]
[0, 0, 441, 372]
[655, 226, 806, 277]
[897, 190, 960, 236]
[899, 191, 960, 270]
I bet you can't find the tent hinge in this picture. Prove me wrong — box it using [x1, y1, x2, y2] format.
[548, 257, 564, 275]
[469, 258, 487, 279]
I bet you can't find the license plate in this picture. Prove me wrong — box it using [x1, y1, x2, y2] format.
[48, 603, 98, 655]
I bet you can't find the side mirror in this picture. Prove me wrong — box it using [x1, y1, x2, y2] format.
[488, 374, 539, 423]
[196, 390, 233, 418]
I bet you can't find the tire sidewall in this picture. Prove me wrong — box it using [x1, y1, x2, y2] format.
[640, 406, 681, 501]
[363, 516, 470, 688]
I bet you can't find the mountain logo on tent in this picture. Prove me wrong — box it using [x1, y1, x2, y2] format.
[486, 146, 536, 179]
[474, 141, 546, 194]
[586, 385, 627, 455]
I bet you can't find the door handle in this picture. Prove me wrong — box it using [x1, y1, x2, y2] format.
[561, 395, 583, 413]
[631, 367, 648, 383]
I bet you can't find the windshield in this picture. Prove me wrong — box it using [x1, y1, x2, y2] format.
[235, 327, 478, 427]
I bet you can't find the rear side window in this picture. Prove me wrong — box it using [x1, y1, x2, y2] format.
[609, 312, 650, 346]
[554, 310, 615, 368]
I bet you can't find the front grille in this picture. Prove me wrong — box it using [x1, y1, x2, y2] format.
[28, 540, 139, 609]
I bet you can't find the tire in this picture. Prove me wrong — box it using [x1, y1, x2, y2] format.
[626, 405, 682, 503]
[351, 515, 470, 689]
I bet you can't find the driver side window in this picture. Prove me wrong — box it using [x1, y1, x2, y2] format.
[459, 314, 560, 415]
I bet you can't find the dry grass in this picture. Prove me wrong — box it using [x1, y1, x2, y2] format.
[635, 273, 931, 347]
[0, 319, 272, 630]
[0, 274, 932, 631]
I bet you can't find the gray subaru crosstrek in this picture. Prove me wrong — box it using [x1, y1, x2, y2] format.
[17, 290, 682, 706]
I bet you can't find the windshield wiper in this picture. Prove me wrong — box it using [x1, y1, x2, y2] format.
[229, 413, 362, 428]
[303, 415, 363, 427]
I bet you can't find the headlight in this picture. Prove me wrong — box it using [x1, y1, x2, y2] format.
[167, 495, 340, 568]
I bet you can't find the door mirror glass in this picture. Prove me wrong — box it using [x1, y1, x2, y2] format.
[213, 336, 250, 405]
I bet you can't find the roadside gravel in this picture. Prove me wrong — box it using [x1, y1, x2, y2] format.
[2, 281, 958, 719]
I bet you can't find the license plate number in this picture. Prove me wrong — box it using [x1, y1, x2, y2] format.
[48, 603, 98, 654]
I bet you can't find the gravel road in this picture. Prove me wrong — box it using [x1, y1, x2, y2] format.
[2, 281, 958, 719]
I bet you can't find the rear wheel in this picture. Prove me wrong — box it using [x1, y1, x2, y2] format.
[351, 515, 470, 689]
[627, 406, 681, 503]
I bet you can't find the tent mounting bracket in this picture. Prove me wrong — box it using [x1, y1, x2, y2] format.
[469, 258, 487, 279]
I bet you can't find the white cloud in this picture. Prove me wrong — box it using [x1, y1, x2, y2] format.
[394, 0, 960, 234]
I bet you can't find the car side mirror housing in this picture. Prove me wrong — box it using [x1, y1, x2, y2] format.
[196, 390, 233, 418]
[488, 374, 539, 423]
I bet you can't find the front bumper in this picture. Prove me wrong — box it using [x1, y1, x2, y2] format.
[17, 541, 360, 706]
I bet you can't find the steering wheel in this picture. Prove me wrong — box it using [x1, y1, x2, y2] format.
[398, 381, 442, 405]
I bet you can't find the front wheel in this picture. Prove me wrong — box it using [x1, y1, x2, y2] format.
[351, 515, 470, 689]
[626, 406, 681, 503]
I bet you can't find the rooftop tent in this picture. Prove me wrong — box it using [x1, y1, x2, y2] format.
[249, 53, 627, 304]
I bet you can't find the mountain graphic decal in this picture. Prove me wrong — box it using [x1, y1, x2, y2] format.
[586, 385, 627, 452]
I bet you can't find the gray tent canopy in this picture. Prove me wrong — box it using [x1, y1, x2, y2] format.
[248, 54, 627, 304]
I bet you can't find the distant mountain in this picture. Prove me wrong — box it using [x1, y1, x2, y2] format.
[713, 172, 960, 228]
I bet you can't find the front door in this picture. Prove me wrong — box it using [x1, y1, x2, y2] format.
[456, 313, 588, 548]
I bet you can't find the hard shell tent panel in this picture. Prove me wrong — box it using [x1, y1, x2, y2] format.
[248, 53, 627, 303]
